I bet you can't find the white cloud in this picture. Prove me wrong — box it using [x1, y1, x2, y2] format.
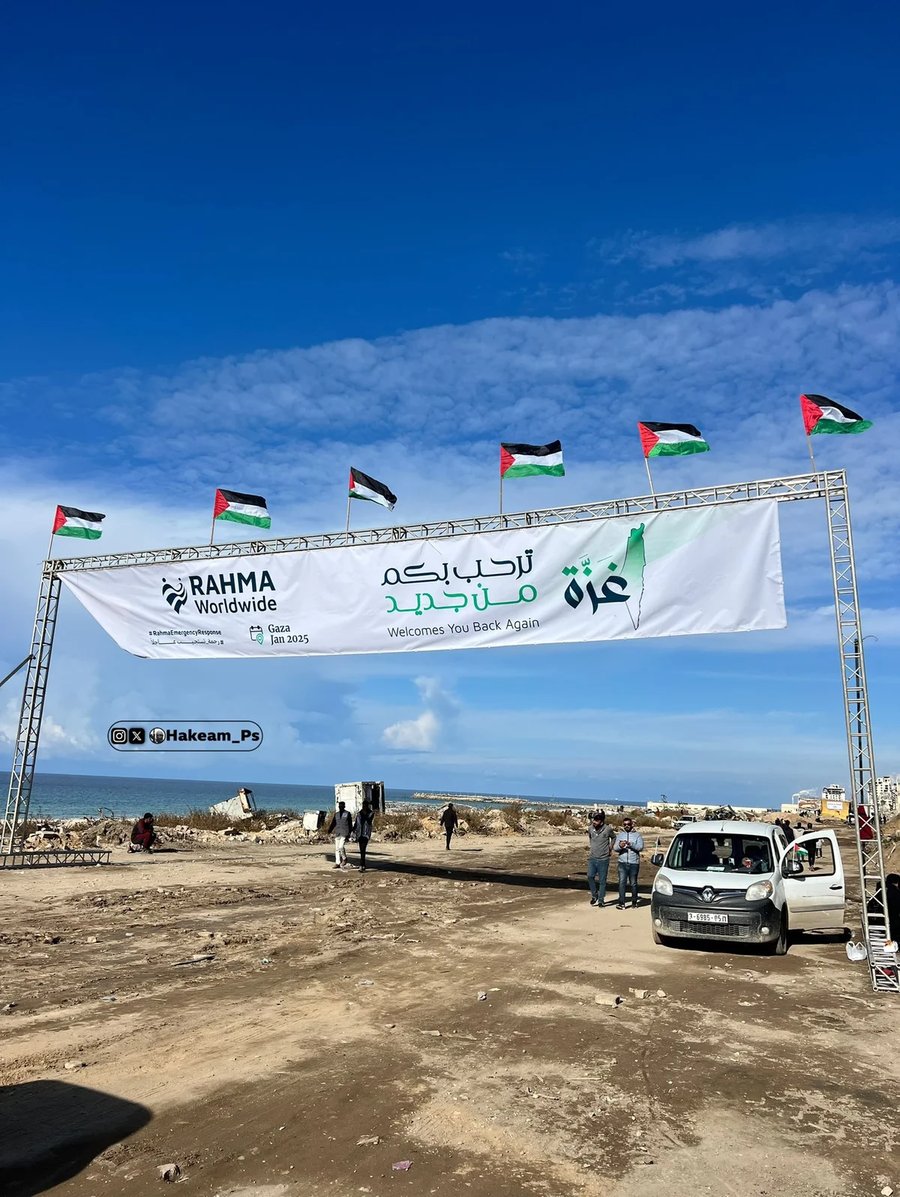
[6, 281, 894, 540]
[381, 675, 460, 752]
[0, 703, 99, 758]
[382, 709, 440, 752]
[601, 217, 900, 269]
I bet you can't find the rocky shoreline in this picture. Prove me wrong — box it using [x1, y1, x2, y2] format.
[19, 801, 672, 853]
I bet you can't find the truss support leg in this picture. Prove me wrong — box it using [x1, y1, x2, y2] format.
[825, 475, 899, 993]
[1, 566, 61, 853]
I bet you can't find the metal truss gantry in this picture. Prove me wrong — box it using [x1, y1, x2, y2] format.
[2, 470, 896, 992]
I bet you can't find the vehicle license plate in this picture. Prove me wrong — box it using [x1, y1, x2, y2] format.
[687, 911, 728, 924]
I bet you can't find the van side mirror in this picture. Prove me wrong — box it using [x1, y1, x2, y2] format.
[782, 858, 803, 877]
[651, 852, 664, 867]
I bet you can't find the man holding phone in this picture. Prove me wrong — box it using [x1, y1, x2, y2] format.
[615, 817, 644, 910]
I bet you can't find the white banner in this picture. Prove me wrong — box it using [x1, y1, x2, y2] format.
[59, 502, 785, 658]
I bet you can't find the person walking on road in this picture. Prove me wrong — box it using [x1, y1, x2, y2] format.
[587, 809, 615, 907]
[804, 826, 818, 870]
[615, 817, 644, 910]
[440, 802, 459, 849]
[328, 801, 353, 869]
[353, 802, 374, 872]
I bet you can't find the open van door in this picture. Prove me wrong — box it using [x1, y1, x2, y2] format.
[780, 830, 845, 932]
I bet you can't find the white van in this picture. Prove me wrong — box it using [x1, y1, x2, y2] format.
[649, 820, 846, 954]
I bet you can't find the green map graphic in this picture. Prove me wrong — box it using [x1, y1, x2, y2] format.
[562, 523, 646, 629]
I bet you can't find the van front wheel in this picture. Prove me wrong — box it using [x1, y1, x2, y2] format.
[772, 912, 789, 956]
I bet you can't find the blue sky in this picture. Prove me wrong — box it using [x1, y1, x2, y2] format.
[2, 3, 899, 805]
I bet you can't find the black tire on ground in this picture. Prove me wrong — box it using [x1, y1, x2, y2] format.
[772, 911, 789, 955]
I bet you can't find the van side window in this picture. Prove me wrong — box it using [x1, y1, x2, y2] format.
[808, 838, 836, 876]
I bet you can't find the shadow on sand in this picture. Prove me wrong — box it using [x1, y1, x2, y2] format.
[0, 1079, 152, 1196]
[347, 851, 653, 899]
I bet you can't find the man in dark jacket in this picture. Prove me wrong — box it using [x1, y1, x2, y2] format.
[439, 803, 459, 849]
[353, 802, 374, 872]
[130, 813, 157, 852]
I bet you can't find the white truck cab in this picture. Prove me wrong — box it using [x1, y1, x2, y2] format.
[650, 820, 845, 954]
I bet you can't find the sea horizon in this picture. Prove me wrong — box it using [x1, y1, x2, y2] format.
[1, 769, 630, 822]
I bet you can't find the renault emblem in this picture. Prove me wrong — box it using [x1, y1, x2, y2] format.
[701, 887, 715, 903]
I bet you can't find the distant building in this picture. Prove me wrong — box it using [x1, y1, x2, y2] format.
[788, 784, 847, 821]
[820, 784, 848, 821]
[790, 778, 899, 821]
[874, 775, 900, 816]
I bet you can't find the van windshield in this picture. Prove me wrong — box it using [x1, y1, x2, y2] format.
[665, 833, 773, 874]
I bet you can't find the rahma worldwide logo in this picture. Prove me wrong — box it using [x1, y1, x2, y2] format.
[159, 570, 279, 615]
[161, 578, 188, 614]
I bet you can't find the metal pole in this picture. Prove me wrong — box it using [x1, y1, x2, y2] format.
[499, 476, 504, 516]
[0, 656, 32, 691]
[209, 510, 217, 546]
[643, 458, 656, 495]
[823, 471, 897, 992]
[345, 492, 352, 533]
[806, 435, 818, 471]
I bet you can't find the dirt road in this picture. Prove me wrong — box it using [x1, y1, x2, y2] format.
[1, 835, 897, 1197]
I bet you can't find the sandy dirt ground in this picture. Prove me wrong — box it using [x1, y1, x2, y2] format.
[1, 832, 898, 1197]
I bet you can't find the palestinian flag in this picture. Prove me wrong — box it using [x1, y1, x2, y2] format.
[801, 394, 872, 436]
[638, 422, 709, 458]
[213, 489, 271, 529]
[52, 505, 105, 540]
[349, 467, 396, 510]
[500, 440, 565, 478]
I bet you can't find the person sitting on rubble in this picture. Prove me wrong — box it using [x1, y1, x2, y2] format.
[130, 812, 157, 853]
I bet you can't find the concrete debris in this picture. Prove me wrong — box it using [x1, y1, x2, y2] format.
[477, 991, 488, 1001]
[391, 1160, 412, 1171]
[356, 1135, 381, 1147]
[157, 1162, 182, 1182]
[630, 988, 650, 1000]
[64, 1060, 87, 1070]
[421, 1029, 442, 1036]
[881, 1188, 893, 1196]
[1, 1003, 17, 1013]
[656, 989, 667, 998]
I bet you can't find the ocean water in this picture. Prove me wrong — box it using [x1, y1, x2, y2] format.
[2, 771, 600, 822]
